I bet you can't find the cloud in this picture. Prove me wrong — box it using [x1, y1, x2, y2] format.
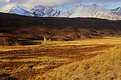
[11, 0, 79, 8]
[1, 3, 17, 11]
[0, 0, 7, 7]
[0, 0, 121, 11]
[0, 0, 16, 11]
[0, 0, 80, 11]
[83, 0, 121, 2]
[8, 0, 121, 9]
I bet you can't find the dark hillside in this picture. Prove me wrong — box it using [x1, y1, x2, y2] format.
[0, 12, 121, 45]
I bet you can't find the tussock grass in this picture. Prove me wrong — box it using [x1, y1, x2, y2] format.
[38, 45, 121, 80]
[0, 37, 121, 79]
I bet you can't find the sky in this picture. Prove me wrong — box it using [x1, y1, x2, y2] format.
[0, 0, 121, 11]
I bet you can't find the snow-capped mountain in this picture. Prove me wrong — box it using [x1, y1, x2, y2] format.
[111, 7, 121, 15]
[6, 4, 121, 20]
[31, 5, 61, 17]
[8, 5, 33, 16]
[63, 4, 120, 20]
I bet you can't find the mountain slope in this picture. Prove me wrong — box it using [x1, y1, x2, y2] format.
[111, 7, 121, 15]
[31, 5, 61, 17]
[66, 4, 121, 20]
[8, 5, 34, 16]
[6, 4, 121, 20]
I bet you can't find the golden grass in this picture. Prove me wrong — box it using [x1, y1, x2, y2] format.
[37, 45, 121, 80]
[0, 37, 121, 51]
[0, 37, 121, 79]
[41, 37, 121, 46]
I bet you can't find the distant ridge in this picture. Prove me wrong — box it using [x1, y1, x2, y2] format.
[8, 5, 34, 16]
[111, 7, 121, 15]
[4, 4, 121, 20]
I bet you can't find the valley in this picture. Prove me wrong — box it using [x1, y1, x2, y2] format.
[0, 13, 121, 80]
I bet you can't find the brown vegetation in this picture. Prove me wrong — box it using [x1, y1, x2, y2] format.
[0, 37, 121, 79]
[0, 13, 121, 45]
[0, 13, 121, 80]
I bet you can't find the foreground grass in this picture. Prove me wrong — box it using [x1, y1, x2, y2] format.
[37, 45, 121, 80]
[0, 37, 121, 80]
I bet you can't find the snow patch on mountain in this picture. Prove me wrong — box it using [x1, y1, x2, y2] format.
[111, 7, 121, 15]
[8, 5, 34, 16]
[31, 5, 61, 17]
[67, 4, 120, 20]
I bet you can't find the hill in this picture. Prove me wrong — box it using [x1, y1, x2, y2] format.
[0, 13, 121, 45]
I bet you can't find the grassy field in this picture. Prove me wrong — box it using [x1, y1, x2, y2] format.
[0, 37, 121, 80]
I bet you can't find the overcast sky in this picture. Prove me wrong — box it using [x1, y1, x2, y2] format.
[0, 0, 121, 11]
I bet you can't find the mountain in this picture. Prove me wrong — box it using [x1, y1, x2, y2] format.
[31, 5, 61, 17]
[111, 7, 121, 15]
[64, 4, 121, 20]
[6, 4, 121, 20]
[8, 5, 34, 16]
